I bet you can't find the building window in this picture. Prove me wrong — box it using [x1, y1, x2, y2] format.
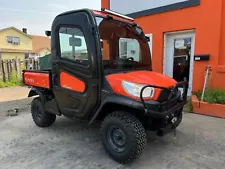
[59, 27, 89, 65]
[25, 53, 29, 59]
[6, 36, 20, 45]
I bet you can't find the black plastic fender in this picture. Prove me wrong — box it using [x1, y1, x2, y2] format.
[88, 94, 136, 124]
[28, 87, 45, 105]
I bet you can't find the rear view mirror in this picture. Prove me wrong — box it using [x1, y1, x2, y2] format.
[45, 30, 51, 37]
[69, 37, 82, 47]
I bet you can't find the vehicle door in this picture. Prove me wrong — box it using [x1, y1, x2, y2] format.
[51, 10, 102, 119]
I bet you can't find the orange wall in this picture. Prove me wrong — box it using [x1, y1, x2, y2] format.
[101, 0, 109, 9]
[101, 0, 225, 91]
[216, 0, 225, 89]
[219, 0, 225, 65]
[135, 0, 223, 91]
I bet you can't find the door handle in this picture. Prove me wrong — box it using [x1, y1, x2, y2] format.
[53, 74, 59, 86]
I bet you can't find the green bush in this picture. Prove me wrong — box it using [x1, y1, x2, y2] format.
[193, 89, 225, 104]
[192, 90, 202, 100]
[183, 98, 193, 113]
[187, 99, 193, 112]
[0, 70, 23, 88]
[9, 70, 23, 86]
[0, 80, 7, 88]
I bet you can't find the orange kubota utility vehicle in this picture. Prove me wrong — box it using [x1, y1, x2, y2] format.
[23, 8, 188, 163]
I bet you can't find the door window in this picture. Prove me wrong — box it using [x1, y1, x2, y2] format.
[173, 38, 191, 82]
[59, 27, 89, 65]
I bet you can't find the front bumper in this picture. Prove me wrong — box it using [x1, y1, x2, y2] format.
[133, 97, 186, 118]
[136, 80, 188, 118]
[136, 81, 188, 135]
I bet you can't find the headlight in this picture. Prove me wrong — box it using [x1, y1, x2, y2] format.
[122, 81, 155, 98]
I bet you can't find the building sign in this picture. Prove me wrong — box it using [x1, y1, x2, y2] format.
[175, 39, 185, 49]
[110, 0, 188, 15]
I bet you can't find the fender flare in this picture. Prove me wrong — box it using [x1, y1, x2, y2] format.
[28, 87, 45, 105]
[88, 94, 136, 124]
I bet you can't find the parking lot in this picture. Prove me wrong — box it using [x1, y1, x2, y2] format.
[0, 110, 225, 169]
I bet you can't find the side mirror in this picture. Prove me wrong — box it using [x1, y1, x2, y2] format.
[45, 30, 51, 37]
[69, 37, 82, 47]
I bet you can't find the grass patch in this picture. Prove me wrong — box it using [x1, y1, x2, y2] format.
[187, 99, 193, 112]
[183, 98, 193, 113]
[193, 88, 225, 104]
[0, 70, 23, 88]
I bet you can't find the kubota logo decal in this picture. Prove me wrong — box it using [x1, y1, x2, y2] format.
[25, 77, 34, 83]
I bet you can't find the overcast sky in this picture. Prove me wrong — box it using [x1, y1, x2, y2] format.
[0, 0, 101, 36]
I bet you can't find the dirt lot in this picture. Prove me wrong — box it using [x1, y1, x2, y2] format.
[0, 86, 30, 102]
[0, 109, 225, 169]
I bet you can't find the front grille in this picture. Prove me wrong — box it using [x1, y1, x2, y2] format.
[158, 89, 171, 102]
[158, 87, 179, 102]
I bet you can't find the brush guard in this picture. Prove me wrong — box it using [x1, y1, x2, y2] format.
[140, 80, 188, 113]
[140, 81, 188, 136]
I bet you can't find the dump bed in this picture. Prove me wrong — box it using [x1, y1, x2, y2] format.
[22, 70, 51, 89]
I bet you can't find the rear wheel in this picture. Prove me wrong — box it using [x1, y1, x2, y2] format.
[31, 97, 56, 127]
[100, 111, 147, 163]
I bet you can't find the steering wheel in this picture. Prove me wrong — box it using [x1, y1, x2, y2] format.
[126, 57, 134, 61]
[74, 56, 83, 63]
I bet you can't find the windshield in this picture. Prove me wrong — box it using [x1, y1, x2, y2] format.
[95, 17, 152, 73]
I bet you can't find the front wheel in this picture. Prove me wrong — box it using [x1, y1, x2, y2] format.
[31, 97, 56, 127]
[100, 111, 147, 163]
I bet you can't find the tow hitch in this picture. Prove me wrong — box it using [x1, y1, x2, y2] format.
[171, 117, 177, 124]
[171, 116, 177, 137]
[156, 113, 179, 137]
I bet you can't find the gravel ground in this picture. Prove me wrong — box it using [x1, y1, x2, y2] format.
[0, 110, 225, 169]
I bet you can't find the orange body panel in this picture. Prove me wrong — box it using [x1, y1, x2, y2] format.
[106, 70, 177, 100]
[60, 72, 86, 92]
[23, 71, 50, 89]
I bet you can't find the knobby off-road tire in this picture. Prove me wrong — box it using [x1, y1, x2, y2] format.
[31, 97, 56, 127]
[100, 111, 147, 163]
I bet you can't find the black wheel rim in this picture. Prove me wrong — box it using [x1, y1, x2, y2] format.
[35, 105, 42, 120]
[107, 126, 126, 153]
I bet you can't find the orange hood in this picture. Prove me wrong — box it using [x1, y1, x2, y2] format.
[106, 70, 177, 100]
